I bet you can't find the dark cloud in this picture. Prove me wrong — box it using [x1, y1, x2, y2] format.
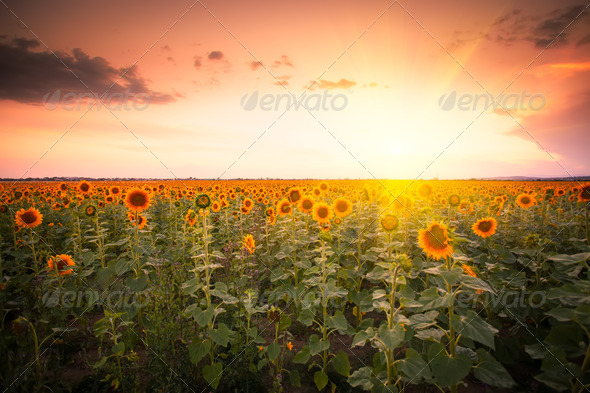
[249, 60, 262, 70]
[0, 37, 175, 104]
[577, 33, 590, 46]
[207, 51, 224, 60]
[492, 5, 589, 49]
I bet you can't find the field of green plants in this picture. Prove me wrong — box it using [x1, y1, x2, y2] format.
[1, 179, 589, 393]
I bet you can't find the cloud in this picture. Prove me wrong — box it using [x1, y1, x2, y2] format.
[194, 56, 203, 69]
[207, 51, 224, 60]
[0, 37, 175, 104]
[491, 5, 589, 49]
[272, 55, 293, 68]
[314, 78, 357, 89]
[249, 60, 263, 70]
[273, 75, 291, 86]
[577, 33, 590, 46]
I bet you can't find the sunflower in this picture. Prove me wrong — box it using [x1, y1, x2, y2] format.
[59, 183, 68, 191]
[129, 213, 147, 229]
[312, 202, 333, 224]
[265, 207, 275, 217]
[0, 205, 7, 213]
[319, 182, 329, 192]
[578, 184, 590, 202]
[333, 198, 352, 218]
[418, 221, 453, 261]
[125, 188, 151, 212]
[47, 254, 75, 276]
[381, 214, 399, 232]
[277, 198, 292, 216]
[268, 214, 277, 225]
[516, 194, 535, 209]
[15, 207, 43, 229]
[243, 198, 254, 210]
[195, 193, 211, 209]
[185, 209, 197, 226]
[448, 194, 461, 207]
[78, 180, 91, 194]
[418, 183, 432, 198]
[85, 205, 97, 217]
[472, 217, 497, 238]
[288, 188, 302, 204]
[211, 201, 221, 212]
[243, 234, 255, 254]
[298, 196, 315, 213]
[110, 186, 121, 196]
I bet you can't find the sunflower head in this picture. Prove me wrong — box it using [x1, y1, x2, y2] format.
[78, 180, 91, 194]
[448, 194, 461, 207]
[472, 217, 497, 238]
[195, 194, 211, 209]
[85, 205, 97, 217]
[125, 188, 151, 212]
[47, 254, 75, 276]
[243, 234, 255, 254]
[298, 196, 315, 213]
[312, 202, 333, 224]
[381, 214, 399, 232]
[15, 207, 43, 229]
[418, 221, 453, 261]
[277, 199, 292, 216]
[578, 184, 590, 202]
[333, 198, 352, 218]
[288, 188, 302, 204]
[516, 194, 535, 209]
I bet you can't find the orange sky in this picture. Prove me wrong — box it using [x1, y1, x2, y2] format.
[0, 0, 589, 179]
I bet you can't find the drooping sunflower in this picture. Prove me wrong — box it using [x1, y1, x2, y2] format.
[125, 188, 151, 212]
[381, 214, 399, 232]
[312, 202, 333, 224]
[516, 194, 535, 209]
[288, 188, 302, 204]
[418, 221, 454, 261]
[472, 217, 497, 238]
[185, 209, 197, 226]
[332, 198, 352, 218]
[47, 254, 75, 276]
[578, 184, 590, 202]
[15, 207, 43, 229]
[195, 193, 211, 209]
[298, 196, 315, 214]
[243, 234, 255, 254]
[78, 180, 92, 194]
[277, 198, 292, 216]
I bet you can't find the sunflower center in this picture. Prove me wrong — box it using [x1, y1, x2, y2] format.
[21, 211, 37, 224]
[478, 221, 492, 232]
[521, 196, 530, 204]
[289, 191, 301, 203]
[426, 226, 448, 250]
[302, 200, 313, 210]
[581, 187, 590, 199]
[56, 258, 66, 271]
[131, 194, 146, 206]
[80, 184, 89, 192]
[336, 201, 348, 212]
[317, 207, 328, 219]
[281, 204, 291, 213]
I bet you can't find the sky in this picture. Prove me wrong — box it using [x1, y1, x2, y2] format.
[0, 0, 589, 180]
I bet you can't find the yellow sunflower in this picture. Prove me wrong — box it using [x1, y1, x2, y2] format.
[418, 221, 454, 261]
[578, 184, 590, 202]
[472, 217, 497, 238]
[243, 234, 255, 254]
[298, 196, 315, 214]
[47, 254, 75, 276]
[516, 194, 536, 209]
[78, 180, 91, 194]
[312, 202, 333, 224]
[332, 198, 352, 218]
[125, 188, 151, 212]
[381, 214, 399, 232]
[277, 198, 292, 216]
[15, 207, 43, 229]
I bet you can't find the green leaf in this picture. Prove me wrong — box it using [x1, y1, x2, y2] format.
[209, 323, 232, 347]
[377, 324, 405, 349]
[203, 362, 223, 389]
[111, 342, 125, 356]
[267, 342, 280, 362]
[327, 311, 350, 334]
[408, 311, 439, 329]
[352, 329, 372, 348]
[331, 351, 350, 377]
[127, 275, 148, 292]
[289, 370, 301, 387]
[293, 345, 310, 364]
[309, 334, 330, 356]
[473, 349, 515, 388]
[398, 348, 431, 381]
[188, 339, 211, 365]
[415, 328, 445, 342]
[314, 370, 329, 391]
[348, 367, 374, 390]
[192, 305, 215, 327]
[546, 308, 575, 322]
[534, 371, 570, 391]
[298, 308, 315, 326]
[460, 310, 498, 349]
[430, 353, 472, 387]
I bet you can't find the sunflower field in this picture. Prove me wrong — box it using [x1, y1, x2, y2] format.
[1, 180, 590, 392]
